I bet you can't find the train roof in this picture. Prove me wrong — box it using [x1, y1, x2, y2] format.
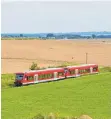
[24, 67, 64, 73]
[67, 64, 97, 68]
[15, 64, 98, 74]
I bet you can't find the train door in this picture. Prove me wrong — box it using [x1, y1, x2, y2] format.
[90, 67, 93, 73]
[75, 69, 80, 77]
[64, 68, 68, 78]
[34, 74, 38, 83]
[54, 72, 58, 80]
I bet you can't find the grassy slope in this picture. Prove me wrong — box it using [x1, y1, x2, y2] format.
[2, 72, 111, 119]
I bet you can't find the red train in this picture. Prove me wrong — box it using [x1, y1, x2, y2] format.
[14, 64, 99, 86]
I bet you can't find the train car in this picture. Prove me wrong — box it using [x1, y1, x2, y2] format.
[14, 64, 99, 86]
[14, 67, 66, 86]
[66, 64, 98, 78]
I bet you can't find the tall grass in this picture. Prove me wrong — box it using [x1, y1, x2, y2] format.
[1, 73, 15, 88]
[99, 66, 111, 73]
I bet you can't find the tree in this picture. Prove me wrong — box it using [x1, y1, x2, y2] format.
[92, 34, 96, 39]
[20, 34, 23, 37]
[46, 33, 54, 38]
[29, 62, 40, 70]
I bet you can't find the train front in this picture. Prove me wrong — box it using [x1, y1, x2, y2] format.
[14, 72, 24, 86]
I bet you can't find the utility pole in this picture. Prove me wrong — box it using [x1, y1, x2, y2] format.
[86, 52, 88, 64]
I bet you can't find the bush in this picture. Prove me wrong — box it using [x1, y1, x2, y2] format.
[47, 113, 57, 119]
[1, 74, 15, 88]
[29, 62, 78, 71]
[31, 113, 79, 119]
[32, 114, 44, 119]
[99, 66, 111, 73]
[48, 66, 56, 68]
[29, 62, 40, 70]
[58, 62, 77, 68]
[40, 67, 47, 70]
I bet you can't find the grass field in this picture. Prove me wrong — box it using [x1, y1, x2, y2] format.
[1, 71, 111, 119]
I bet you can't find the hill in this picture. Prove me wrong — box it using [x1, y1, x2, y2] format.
[2, 72, 111, 119]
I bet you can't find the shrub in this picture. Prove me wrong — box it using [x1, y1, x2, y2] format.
[32, 114, 44, 119]
[29, 62, 40, 70]
[31, 114, 79, 119]
[58, 62, 77, 68]
[48, 66, 56, 68]
[1, 74, 15, 88]
[48, 113, 57, 119]
[40, 67, 47, 70]
[99, 66, 111, 73]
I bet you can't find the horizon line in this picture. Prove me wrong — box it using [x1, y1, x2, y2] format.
[1, 31, 111, 34]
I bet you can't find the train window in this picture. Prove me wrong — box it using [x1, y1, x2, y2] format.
[16, 74, 24, 80]
[43, 74, 47, 79]
[38, 73, 54, 80]
[27, 76, 33, 80]
[79, 69, 89, 74]
[58, 72, 64, 76]
[39, 74, 45, 79]
[85, 69, 90, 73]
[47, 74, 53, 78]
[79, 70, 83, 74]
[93, 67, 98, 71]
[78, 69, 89, 73]
[78, 70, 80, 74]
[42, 74, 46, 79]
[38, 75, 42, 79]
[70, 70, 75, 75]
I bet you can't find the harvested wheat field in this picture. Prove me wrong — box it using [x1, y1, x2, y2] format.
[1, 39, 111, 74]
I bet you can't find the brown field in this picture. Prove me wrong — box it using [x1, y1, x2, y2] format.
[1, 39, 111, 74]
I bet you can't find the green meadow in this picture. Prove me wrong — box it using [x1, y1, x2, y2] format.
[1, 67, 111, 119]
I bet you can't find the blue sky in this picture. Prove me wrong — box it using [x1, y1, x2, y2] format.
[1, 0, 111, 33]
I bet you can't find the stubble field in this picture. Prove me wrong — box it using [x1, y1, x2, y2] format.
[2, 39, 111, 74]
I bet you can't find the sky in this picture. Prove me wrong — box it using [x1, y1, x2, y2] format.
[1, 0, 111, 33]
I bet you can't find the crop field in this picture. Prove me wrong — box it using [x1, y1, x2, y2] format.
[2, 39, 111, 74]
[1, 71, 111, 119]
